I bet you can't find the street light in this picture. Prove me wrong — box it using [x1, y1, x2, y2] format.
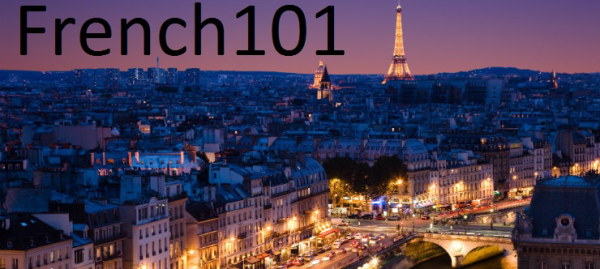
[412, 214, 415, 233]
[490, 208, 494, 230]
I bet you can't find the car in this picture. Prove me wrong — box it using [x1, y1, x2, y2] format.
[375, 215, 386, 220]
[347, 214, 360, 219]
[326, 251, 336, 259]
[345, 235, 354, 240]
[336, 248, 347, 255]
[378, 234, 386, 239]
[361, 214, 374, 219]
[291, 259, 304, 266]
[333, 240, 343, 249]
[387, 215, 401, 221]
[357, 244, 367, 250]
[301, 256, 314, 262]
[338, 222, 350, 227]
[323, 245, 332, 251]
[421, 215, 431, 220]
[317, 247, 325, 253]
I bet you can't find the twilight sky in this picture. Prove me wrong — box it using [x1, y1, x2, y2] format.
[1, 0, 599, 74]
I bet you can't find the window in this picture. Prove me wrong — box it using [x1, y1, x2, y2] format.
[561, 261, 571, 269]
[11, 258, 18, 269]
[75, 250, 84, 264]
[585, 262, 595, 269]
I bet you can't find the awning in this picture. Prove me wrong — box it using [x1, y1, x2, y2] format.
[246, 257, 261, 264]
[318, 228, 339, 238]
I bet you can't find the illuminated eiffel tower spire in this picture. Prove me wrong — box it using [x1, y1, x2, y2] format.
[383, 1, 413, 84]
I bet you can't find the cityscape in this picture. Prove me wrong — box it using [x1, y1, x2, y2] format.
[1, 1, 600, 269]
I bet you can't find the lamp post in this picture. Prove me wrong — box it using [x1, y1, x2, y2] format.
[412, 214, 415, 233]
[490, 208, 494, 230]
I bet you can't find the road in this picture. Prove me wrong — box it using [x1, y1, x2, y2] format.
[297, 232, 395, 269]
[290, 216, 513, 269]
[333, 218, 512, 237]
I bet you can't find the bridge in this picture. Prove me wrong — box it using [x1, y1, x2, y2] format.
[342, 232, 516, 269]
[418, 233, 516, 268]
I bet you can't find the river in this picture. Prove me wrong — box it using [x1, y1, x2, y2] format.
[412, 254, 517, 269]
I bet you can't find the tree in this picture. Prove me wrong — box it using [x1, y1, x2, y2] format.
[323, 157, 356, 183]
[369, 155, 408, 195]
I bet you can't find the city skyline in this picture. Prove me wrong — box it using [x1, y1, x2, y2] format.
[1, 0, 599, 74]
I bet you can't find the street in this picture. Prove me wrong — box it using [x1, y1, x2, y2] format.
[335, 218, 512, 237]
[295, 231, 395, 269]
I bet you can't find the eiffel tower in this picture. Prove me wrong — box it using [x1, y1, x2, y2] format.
[382, 1, 413, 84]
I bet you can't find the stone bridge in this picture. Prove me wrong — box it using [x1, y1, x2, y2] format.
[417, 233, 516, 268]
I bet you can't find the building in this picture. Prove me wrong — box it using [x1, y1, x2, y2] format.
[0, 215, 73, 269]
[512, 176, 600, 269]
[185, 201, 219, 269]
[309, 61, 326, 89]
[50, 202, 126, 269]
[214, 184, 263, 268]
[184, 69, 201, 85]
[430, 150, 494, 208]
[316, 66, 333, 102]
[119, 197, 170, 269]
[289, 155, 330, 244]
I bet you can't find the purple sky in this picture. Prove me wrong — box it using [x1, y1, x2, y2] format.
[1, 0, 599, 74]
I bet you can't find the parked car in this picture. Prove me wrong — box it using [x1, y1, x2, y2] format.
[323, 244, 332, 251]
[301, 255, 314, 262]
[387, 215, 401, 221]
[292, 259, 304, 266]
[336, 248, 347, 255]
[327, 251, 336, 259]
[375, 214, 386, 220]
[361, 214, 374, 219]
[347, 214, 360, 219]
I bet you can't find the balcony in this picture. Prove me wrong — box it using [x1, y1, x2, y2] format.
[102, 252, 122, 261]
[95, 231, 128, 245]
[237, 232, 247, 239]
[263, 204, 272, 210]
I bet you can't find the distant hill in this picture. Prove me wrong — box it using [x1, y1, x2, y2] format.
[439, 67, 545, 77]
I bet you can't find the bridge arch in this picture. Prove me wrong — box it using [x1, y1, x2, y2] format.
[418, 233, 516, 268]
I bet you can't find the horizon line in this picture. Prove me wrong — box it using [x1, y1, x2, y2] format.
[0, 66, 597, 76]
